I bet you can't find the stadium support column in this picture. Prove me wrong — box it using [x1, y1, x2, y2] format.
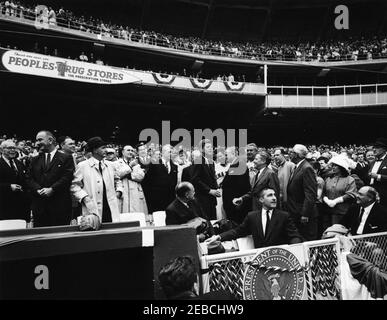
[201, 0, 214, 39]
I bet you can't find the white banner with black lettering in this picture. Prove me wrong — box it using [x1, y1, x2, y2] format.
[1, 49, 141, 85]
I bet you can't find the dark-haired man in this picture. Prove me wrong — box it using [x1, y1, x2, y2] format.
[191, 139, 220, 220]
[26, 130, 74, 227]
[206, 188, 302, 248]
[233, 151, 280, 211]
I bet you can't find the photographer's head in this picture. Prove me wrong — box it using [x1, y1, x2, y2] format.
[176, 182, 195, 203]
[158, 256, 198, 299]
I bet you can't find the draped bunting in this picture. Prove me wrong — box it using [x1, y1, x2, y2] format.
[189, 78, 213, 89]
[151, 72, 176, 85]
[224, 81, 245, 91]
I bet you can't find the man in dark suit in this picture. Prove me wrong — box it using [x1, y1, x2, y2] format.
[181, 150, 202, 183]
[142, 144, 178, 213]
[352, 153, 369, 185]
[287, 144, 318, 241]
[0, 139, 30, 221]
[191, 140, 221, 220]
[222, 147, 251, 224]
[368, 138, 387, 205]
[25, 130, 75, 227]
[232, 151, 280, 212]
[341, 186, 387, 235]
[206, 188, 302, 248]
[166, 182, 209, 225]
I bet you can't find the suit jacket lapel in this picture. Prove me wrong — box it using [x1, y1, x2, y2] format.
[253, 166, 267, 188]
[45, 151, 60, 172]
[254, 211, 264, 240]
[289, 160, 303, 183]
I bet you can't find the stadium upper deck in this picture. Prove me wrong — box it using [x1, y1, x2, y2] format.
[2, 0, 387, 64]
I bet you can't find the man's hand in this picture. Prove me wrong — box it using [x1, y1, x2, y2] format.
[369, 172, 379, 179]
[129, 159, 138, 167]
[83, 197, 98, 215]
[38, 187, 54, 197]
[339, 235, 355, 252]
[205, 235, 221, 244]
[10, 184, 23, 192]
[209, 189, 221, 197]
[300, 216, 309, 224]
[116, 191, 122, 199]
[232, 197, 243, 206]
[79, 214, 101, 231]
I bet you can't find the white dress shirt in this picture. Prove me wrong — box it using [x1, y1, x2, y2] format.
[356, 202, 375, 235]
[261, 208, 273, 236]
[45, 149, 57, 165]
[162, 159, 170, 173]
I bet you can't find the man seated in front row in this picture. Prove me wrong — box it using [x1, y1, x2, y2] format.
[166, 182, 214, 240]
[340, 186, 387, 235]
[206, 188, 303, 248]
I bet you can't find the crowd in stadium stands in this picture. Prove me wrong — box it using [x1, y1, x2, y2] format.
[1, 131, 387, 243]
[2, 1, 387, 63]
[0, 41, 257, 82]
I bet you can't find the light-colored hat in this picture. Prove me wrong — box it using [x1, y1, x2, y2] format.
[105, 148, 116, 154]
[328, 155, 350, 173]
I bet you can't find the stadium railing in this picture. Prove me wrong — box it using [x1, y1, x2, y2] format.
[2, 8, 387, 64]
[267, 83, 387, 108]
[200, 232, 387, 300]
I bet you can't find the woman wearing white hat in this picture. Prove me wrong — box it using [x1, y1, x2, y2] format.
[322, 155, 357, 231]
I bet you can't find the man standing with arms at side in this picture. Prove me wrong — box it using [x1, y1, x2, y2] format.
[273, 147, 295, 210]
[287, 144, 318, 241]
[368, 138, 387, 206]
[141, 144, 178, 213]
[191, 139, 221, 220]
[26, 130, 75, 227]
[246, 143, 258, 188]
[0, 139, 30, 221]
[222, 146, 252, 224]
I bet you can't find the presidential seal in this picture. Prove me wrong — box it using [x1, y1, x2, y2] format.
[243, 247, 305, 300]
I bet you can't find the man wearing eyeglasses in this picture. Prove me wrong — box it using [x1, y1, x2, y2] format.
[0, 139, 30, 221]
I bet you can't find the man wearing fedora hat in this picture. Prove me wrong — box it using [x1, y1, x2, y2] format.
[369, 138, 387, 205]
[71, 137, 123, 223]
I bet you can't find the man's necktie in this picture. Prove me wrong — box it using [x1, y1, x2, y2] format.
[9, 159, 18, 174]
[99, 161, 103, 176]
[265, 210, 271, 236]
[45, 153, 51, 169]
[359, 207, 365, 222]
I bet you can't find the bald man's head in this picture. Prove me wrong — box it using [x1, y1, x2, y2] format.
[356, 186, 380, 207]
[175, 182, 195, 202]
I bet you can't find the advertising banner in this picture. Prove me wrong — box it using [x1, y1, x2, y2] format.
[1, 49, 141, 85]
